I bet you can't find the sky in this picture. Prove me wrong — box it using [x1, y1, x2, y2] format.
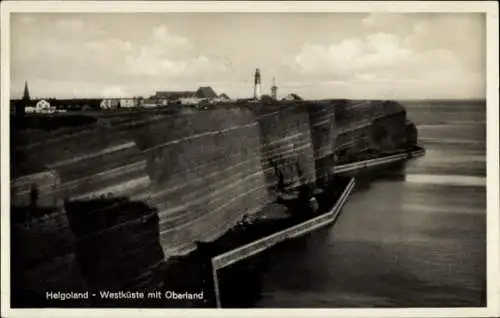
[10, 12, 486, 100]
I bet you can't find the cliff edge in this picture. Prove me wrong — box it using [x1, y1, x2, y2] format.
[10, 99, 413, 304]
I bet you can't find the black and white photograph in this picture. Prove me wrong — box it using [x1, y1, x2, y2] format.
[1, 1, 498, 317]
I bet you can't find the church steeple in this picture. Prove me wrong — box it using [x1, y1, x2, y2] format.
[22, 81, 31, 101]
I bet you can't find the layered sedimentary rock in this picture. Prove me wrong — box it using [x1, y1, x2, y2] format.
[133, 108, 271, 255]
[255, 104, 316, 195]
[11, 171, 89, 306]
[64, 198, 165, 296]
[306, 102, 338, 185]
[334, 100, 407, 156]
[11, 99, 410, 301]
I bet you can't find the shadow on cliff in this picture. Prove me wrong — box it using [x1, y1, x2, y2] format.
[10, 206, 76, 307]
[64, 197, 167, 307]
[11, 196, 213, 308]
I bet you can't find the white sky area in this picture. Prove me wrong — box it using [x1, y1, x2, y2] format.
[10, 12, 485, 100]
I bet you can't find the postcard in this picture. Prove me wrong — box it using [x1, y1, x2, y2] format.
[1, 1, 498, 317]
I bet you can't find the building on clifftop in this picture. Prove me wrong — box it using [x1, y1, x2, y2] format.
[282, 93, 303, 101]
[152, 86, 219, 105]
[195, 86, 218, 99]
[218, 93, 231, 102]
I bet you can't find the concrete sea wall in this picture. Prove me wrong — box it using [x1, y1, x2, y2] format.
[10, 100, 409, 302]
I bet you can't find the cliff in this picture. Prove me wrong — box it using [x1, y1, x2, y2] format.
[10, 99, 411, 305]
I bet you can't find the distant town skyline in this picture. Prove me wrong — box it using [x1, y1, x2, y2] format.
[10, 12, 485, 100]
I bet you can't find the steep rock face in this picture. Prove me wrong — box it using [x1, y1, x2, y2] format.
[406, 121, 418, 147]
[13, 122, 150, 201]
[12, 123, 157, 297]
[11, 172, 89, 306]
[64, 198, 165, 295]
[306, 102, 338, 185]
[133, 108, 270, 255]
[333, 100, 407, 161]
[10, 100, 411, 301]
[255, 104, 316, 196]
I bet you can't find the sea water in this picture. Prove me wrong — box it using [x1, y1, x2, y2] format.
[254, 100, 487, 308]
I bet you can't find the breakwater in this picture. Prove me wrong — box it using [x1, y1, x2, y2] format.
[10, 99, 413, 306]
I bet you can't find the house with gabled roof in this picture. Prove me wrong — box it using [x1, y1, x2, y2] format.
[218, 93, 231, 101]
[152, 86, 220, 105]
[195, 87, 218, 99]
[282, 93, 303, 101]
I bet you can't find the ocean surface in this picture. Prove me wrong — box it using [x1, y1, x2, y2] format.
[253, 100, 487, 308]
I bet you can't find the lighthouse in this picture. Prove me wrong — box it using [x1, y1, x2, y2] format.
[253, 68, 261, 100]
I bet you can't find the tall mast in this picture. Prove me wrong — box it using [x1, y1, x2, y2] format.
[271, 77, 278, 100]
